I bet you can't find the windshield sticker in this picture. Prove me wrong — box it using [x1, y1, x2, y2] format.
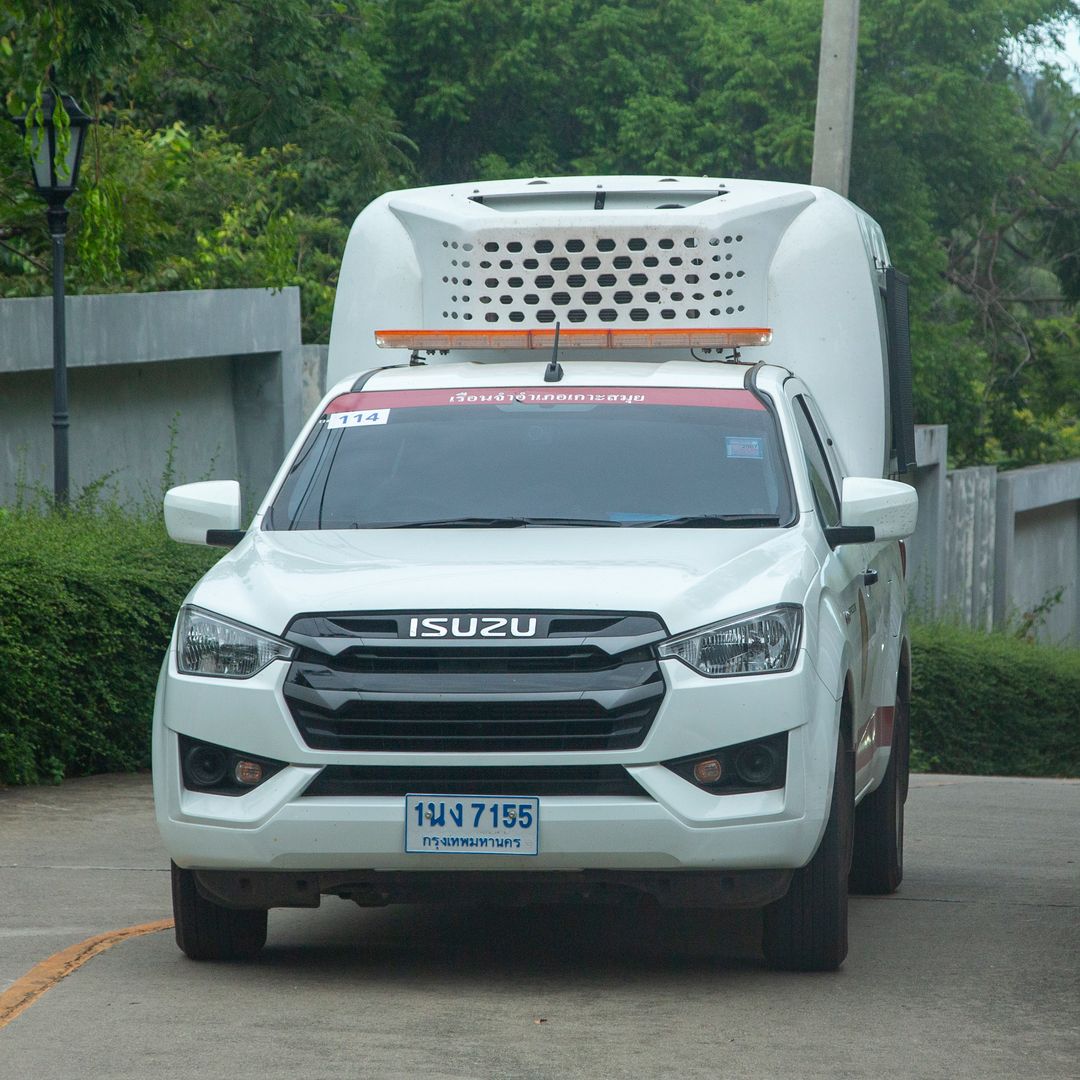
[328, 409, 390, 429]
[726, 436, 764, 459]
[327, 386, 763, 413]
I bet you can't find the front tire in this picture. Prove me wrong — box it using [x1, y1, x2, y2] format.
[171, 862, 268, 961]
[762, 733, 853, 971]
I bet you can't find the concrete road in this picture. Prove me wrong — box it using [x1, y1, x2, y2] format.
[1, 773, 1077, 1080]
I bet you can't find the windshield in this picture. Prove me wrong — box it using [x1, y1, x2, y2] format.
[265, 385, 794, 529]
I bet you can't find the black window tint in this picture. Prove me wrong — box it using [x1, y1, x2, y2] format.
[266, 393, 795, 529]
[792, 397, 840, 528]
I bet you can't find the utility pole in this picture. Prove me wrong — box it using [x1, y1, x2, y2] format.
[811, 0, 860, 197]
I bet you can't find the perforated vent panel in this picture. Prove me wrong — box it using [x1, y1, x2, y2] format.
[430, 232, 750, 327]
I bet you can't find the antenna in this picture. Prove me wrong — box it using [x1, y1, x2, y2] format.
[543, 321, 564, 382]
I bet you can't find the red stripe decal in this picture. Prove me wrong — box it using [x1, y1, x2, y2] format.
[856, 706, 897, 771]
[876, 706, 895, 750]
[326, 386, 763, 413]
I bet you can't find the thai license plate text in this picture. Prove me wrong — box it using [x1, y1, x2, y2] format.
[405, 795, 540, 855]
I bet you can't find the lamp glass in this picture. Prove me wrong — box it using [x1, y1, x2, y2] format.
[28, 127, 53, 191]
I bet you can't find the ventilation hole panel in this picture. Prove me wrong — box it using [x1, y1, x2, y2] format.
[433, 231, 748, 326]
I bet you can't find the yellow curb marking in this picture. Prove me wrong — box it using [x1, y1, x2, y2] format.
[0, 919, 174, 1029]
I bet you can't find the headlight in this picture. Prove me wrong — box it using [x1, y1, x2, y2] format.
[657, 605, 802, 677]
[176, 606, 295, 679]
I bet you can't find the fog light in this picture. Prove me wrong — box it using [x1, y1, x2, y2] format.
[735, 742, 780, 786]
[184, 744, 228, 787]
[234, 760, 264, 786]
[693, 758, 723, 785]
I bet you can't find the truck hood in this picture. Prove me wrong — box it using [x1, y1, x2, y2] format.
[185, 526, 820, 638]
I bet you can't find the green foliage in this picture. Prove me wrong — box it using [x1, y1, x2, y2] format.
[910, 621, 1080, 777]
[1, 119, 345, 340]
[0, 504, 219, 786]
[1, 0, 1078, 456]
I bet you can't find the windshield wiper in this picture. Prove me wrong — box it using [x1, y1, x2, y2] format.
[518, 517, 623, 527]
[634, 514, 782, 528]
[357, 516, 624, 529]
[357, 517, 529, 529]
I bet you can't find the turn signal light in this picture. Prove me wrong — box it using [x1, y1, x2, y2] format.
[693, 758, 723, 784]
[234, 760, 265, 786]
[375, 327, 772, 351]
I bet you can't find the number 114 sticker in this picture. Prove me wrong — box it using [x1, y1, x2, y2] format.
[328, 409, 390, 429]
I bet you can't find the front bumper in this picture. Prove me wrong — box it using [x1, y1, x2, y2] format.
[153, 650, 840, 877]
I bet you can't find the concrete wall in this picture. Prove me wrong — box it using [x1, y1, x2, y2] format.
[907, 429, 1080, 644]
[945, 466, 998, 632]
[995, 460, 1080, 643]
[0, 289, 304, 511]
[905, 425, 948, 617]
[301, 344, 329, 418]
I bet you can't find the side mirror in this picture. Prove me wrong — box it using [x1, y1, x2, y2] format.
[164, 481, 243, 546]
[826, 477, 918, 546]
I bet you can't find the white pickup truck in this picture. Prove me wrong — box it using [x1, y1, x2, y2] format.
[154, 176, 918, 970]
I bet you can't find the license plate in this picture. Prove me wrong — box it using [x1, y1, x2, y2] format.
[405, 794, 539, 855]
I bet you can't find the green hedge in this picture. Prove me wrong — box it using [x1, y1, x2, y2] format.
[2, 506, 1079, 784]
[910, 622, 1080, 777]
[0, 506, 219, 786]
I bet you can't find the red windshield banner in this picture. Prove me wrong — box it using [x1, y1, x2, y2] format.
[326, 386, 763, 413]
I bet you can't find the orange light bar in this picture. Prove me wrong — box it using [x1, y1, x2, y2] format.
[375, 327, 773, 350]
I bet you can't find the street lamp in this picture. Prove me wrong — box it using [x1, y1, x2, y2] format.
[14, 89, 92, 507]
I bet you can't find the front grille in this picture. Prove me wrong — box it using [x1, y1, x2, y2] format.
[287, 694, 660, 752]
[322, 644, 636, 677]
[283, 611, 667, 754]
[301, 765, 650, 798]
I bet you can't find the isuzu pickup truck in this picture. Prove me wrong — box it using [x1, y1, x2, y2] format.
[155, 176, 918, 970]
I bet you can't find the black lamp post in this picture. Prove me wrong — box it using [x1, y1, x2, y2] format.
[15, 90, 91, 507]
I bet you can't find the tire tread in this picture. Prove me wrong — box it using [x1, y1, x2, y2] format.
[171, 863, 267, 961]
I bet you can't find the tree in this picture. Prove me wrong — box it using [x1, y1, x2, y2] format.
[2, 0, 1077, 462]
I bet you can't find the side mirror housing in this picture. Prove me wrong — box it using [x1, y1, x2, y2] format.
[828, 476, 918, 545]
[164, 481, 243, 546]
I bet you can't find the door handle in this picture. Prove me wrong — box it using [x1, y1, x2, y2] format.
[862, 568, 879, 588]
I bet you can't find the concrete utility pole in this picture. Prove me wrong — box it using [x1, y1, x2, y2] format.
[811, 0, 860, 197]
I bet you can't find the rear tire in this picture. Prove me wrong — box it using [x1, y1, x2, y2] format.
[762, 733, 853, 971]
[171, 862, 268, 961]
[849, 677, 909, 895]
